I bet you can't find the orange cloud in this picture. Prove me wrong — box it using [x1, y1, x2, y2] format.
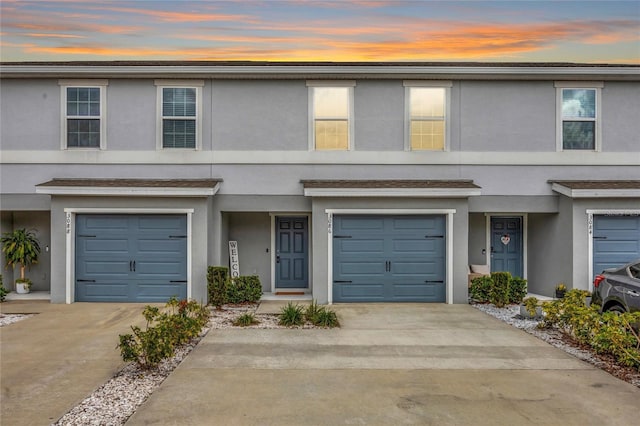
[85, 5, 257, 24]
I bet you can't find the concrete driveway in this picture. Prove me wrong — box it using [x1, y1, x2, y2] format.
[0, 301, 151, 426]
[127, 303, 639, 425]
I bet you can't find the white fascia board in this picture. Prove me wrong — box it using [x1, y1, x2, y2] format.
[304, 187, 481, 197]
[36, 183, 219, 197]
[551, 183, 640, 198]
[2, 65, 639, 78]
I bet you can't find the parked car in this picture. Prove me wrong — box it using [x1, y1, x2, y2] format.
[592, 259, 640, 313]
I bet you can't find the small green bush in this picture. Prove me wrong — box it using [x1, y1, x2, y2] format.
[207, 266, 229, 309]
[0, 274, 6, 302]
[304, 300, 340, 328]
[508, 277, 527, 304]
[469, 276, 493, 302]
[279, 302, 305, 326]
[117, 297, 210, 370]
[233, 313, 259, 327]
[522, 296, 539, 317]
[227, 275, 262, 304]
[490, 271, 511, 308]
[541, 289, 640, 371]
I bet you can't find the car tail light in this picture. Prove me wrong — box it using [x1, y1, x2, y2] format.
[593, 274, 606, 288]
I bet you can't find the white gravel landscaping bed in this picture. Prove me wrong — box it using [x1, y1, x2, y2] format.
[0, 313, 34, 327]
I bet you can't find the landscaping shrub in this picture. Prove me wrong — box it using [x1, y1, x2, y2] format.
[490, 271, 511, 307]
[227, 275, 262, 304]
[304, 300, 340, 328]
[469, 276, 493, 302]
[541, 289, 640, 371]
[117, 297, 210, 370]
[279, 302, 305, 326]
[470, 273, 526, 305]
[508, 277, 527, 304]
[0, 275, 6, 302]
[233, 313, 259, 327]
[207, 266, 229, 309]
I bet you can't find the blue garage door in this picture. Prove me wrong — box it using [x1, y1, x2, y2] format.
[333, 215, 446, 302]
[593, 215, 640, 278]
[76, 214, 188, 302]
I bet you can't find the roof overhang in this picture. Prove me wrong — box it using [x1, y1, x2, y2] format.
[301, 180, 481, 198]
[550, 180, 640, 198]
[35, 178, 222, 197]
[1, 61, 638, 81]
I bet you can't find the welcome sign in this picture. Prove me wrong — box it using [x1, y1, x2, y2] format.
[229, 241, 240, 278]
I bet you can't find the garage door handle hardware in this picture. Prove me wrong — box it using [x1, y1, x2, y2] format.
[593, 236, 608, 240]
[129, 260, 136, 271]
[333, 235, 352, 239]
[78, 234, 96, 238]
[169, 235, 187, 238]
[425, 280, 444, 284]
[425, 235, 444, 239]
[385, 261, 391, 272]
[132, 261, 136, 271]
[77, 279, 96, 282]
[170, 280, 188, 283]
[334, 280, 353, 283]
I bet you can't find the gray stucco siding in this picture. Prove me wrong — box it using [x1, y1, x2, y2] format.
[105, 80, 157, 151]
[0, 79, 60, 150]
[459, 81, 555, 152]
[353, 80, 404, 151]
[211, 80, 308, 151]
[601, 82, 640, 152]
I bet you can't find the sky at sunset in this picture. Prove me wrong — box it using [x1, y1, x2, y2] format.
[1, 0, 639, 63]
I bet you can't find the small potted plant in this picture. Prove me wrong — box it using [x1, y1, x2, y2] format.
[520, 296, 543, 319]
[555, 283, 567, 299]
[1, 228, 41, 294]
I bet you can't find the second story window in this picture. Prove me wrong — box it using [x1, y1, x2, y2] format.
[155, 80, 203, 149]
[59, 80, 107, 149]
[308, 81, 355, 151]
[555, 82, 602, 151]
[404, 81, 451, 151]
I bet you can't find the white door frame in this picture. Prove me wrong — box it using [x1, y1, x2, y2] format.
[325, 209, 456, 304]
[64, 208, 194, 304]
[484, 214, 528, 279]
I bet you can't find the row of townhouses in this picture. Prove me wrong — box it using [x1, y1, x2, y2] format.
[0, 61, 638, 304]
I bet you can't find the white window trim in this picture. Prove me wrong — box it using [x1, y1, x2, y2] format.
[325, 208, 455, 305]
[155, 80, 204, 150]
[403, 81, 452, 152]
[63, 208, 194, 304]
[59, 79, 109, 150]
[307, 81, 356, 151]
[555, 81, 603, 152]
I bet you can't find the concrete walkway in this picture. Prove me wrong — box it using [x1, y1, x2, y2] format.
[127, 303, 639, 425]
[0, 301, 152, 426]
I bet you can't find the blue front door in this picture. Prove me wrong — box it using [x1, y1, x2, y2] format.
[275, 217, 309, 289]
[490, 217, 523, 278]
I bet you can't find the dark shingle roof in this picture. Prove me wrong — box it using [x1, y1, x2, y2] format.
[301, 179, 480, 189]
[37, 178, 222, 188]
[549, 180, 640, 190]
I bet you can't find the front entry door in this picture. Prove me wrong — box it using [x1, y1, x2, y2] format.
[490, 217, 523, 278]
[276, 217, 309, 289]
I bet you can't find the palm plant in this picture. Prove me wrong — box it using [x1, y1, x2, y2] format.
[1, 228, 41, 283]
